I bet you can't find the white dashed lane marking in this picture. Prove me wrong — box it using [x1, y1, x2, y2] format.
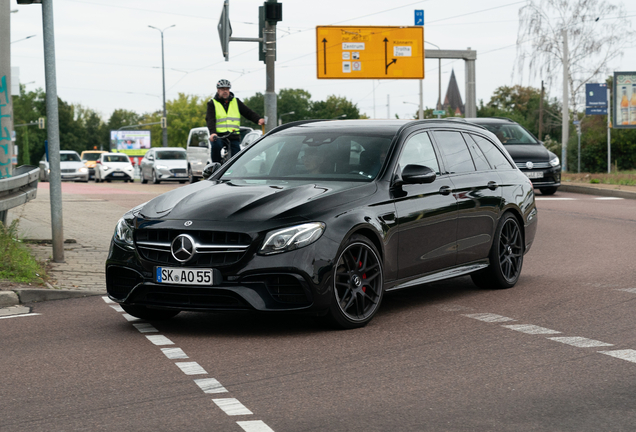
[547, 337, 613, 348]
[0, 313, 41, 320]
[595, 197, 624, 200]
[122, 313, 140, 322]
[237, 420, 276, 432]
[133, 323, 158, 333]
[599, 350, 636, 363]
[101, 296, 115, 304]
[145, 335, 174, 346]
[194, 378, 228, 394]
[502, 324, 561, 335]
[535, 197, 576, 200]
[617, 288, 636, 294]
[161, 347, 189, 359]
[176, 361, 207, 375]
[213, 398, 253, 416]
[109, 305, 124, 312]
[464, 313, 515, 323]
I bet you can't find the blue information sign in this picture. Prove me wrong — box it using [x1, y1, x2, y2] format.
[414, 10, 424, 26]
[585, 83, 608, 115]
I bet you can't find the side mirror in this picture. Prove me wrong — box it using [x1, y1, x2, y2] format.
[401, 164, 436, 184]
[202, 162, 221, 179]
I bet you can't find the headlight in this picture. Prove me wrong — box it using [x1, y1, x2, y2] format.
[103, 165, 111, 171]
[549, 156, 560, 167]
[259, 222, 325, 255]
[113, 217, 134, 248]
[79, 167, 88, 173]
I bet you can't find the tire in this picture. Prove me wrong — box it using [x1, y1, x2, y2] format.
[140, 170, 147, 184]
[540, 187, 558, 195]
[471, 212, 524, 289]
[152, 170, 160, 184]
[129, 178, 134, 183]
[188, 166, 195, 183]
[326, 234, 384, 329]
[106, 179, 111, 183]
[120, 304, 180, 320]
[179, 180, 187, 184]
[94, 176, 100, 183]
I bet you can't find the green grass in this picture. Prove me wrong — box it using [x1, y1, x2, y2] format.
[563, 171, 636, 186]
[0, 219, 48, 284]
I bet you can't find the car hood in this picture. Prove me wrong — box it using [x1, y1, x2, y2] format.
[504, 144, 550, 162]
[154, 159, 187, 168]
[60, 161, 85, 169]
[139, 180, 376, 222]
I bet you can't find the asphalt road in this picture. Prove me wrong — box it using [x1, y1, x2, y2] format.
[2, 186, 636, 431]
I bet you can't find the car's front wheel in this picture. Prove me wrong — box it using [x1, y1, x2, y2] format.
[152, 170, 160, 184]
[120, 304, 180, 320]
[471, 212, 524, 289]
[327, 235, 384, 329]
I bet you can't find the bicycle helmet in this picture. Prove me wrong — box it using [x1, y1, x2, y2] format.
[216, 79, 232, 89]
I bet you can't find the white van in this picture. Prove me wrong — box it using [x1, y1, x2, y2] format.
[186, 126, 261, 181]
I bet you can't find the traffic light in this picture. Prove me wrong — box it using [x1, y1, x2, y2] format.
[161, 117, 167, 128]
[38, 117, 45, 129]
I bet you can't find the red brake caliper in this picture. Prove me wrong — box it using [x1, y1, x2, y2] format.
[359, 261, 367, 292]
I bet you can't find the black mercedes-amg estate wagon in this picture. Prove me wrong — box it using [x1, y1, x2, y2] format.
[106, 119, 538, 328]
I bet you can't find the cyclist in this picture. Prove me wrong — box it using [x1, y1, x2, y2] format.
[206, 79, 265, 163]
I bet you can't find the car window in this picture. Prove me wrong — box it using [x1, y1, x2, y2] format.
[468, 134, 514, 170]
[222, 132, 393, 181]
[82, 152, 102, 161]
[60, 153, 81, 162]
[462, 133, 491, 171]
[189, 130, 209, 147]
[398, 132, 440, 175]
[156, 151, 186, 160]
[104, 155, 130, 163]
[474, 123, 538, 145]
[433, 131, 475, 174]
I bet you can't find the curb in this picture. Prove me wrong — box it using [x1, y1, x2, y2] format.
[0, 289, 104, 307]
[559, 184, 636, 199]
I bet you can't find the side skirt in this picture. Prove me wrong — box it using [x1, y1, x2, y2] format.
[386, 261, 490, 292]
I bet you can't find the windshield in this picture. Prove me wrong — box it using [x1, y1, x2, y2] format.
[104, 155, 130, 163]
[475, 123, 539, 145]
[82, 152, 102, 161]
[221, 131, 393, 182]
[60, 153, 81, 162]
[156, 150, 186, 160]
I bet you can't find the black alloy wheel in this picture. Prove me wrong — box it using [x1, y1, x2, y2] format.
[140, 170, 147, 184]
[472, 212, 524, 289]
[120, 304, 180, 320]
[152, 169, 160, 184]
[328, 235, 384, 329]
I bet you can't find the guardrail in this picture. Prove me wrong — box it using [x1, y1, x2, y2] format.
[0, 165, 40, 226]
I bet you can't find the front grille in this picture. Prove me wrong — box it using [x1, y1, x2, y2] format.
[107, 266, 142, 299]
[515, 162, 551, 170]
[242, 274, 309, 305]
[61, 169, 75, 173]
[170, 168, 187, 175]
[135, 229, 251, 266]
[129, 285, 249, 309]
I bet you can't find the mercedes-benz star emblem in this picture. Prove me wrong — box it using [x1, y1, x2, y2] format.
[184, 221, 193, 227]
[526, 161, 534, 170]
[171, 234, 196, 263]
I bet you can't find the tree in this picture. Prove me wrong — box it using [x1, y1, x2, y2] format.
[516, 0, 634, 115]
[145, 93, 210, 148]
[311, 95, 362, 120]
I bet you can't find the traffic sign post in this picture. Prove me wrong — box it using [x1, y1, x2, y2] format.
[217, 0, 231, 61]
[316, 26, 424, 80]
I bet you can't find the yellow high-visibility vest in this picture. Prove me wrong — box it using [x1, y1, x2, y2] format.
[213, 98, 241, 133]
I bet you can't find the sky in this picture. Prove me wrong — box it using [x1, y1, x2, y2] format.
[9, 0, 636, 122]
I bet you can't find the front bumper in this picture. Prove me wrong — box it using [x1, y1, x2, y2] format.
[155, 167, 189, 181]
[61, 172, 89, 182]
[104, 171, 133, 181]
[519, 166, 561, 189]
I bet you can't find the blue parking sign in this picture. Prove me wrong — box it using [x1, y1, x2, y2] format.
[415, 10, 424, 26]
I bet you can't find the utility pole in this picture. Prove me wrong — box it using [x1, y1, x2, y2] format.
[561, 29, 569, 173]
[148, 25, 175, 147]
[607, 86, 611, 173]
[539, 80, 544, 141]
[387, 94, 390, 119]
[0, 0, 14, 180]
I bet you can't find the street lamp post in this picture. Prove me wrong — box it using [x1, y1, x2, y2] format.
[148, 24, 175, 147]
[425, 41, 443, 114]
[278, 111, 295, 126]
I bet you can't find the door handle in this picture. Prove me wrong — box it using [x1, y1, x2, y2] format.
[487, 181, 498, 190]
[439, 185, 452, 196]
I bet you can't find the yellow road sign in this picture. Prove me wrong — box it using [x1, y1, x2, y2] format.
[316, 26, 424, 79]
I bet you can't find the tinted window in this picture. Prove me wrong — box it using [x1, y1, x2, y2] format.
[82, 152, 102, 161]
[104, 155, 130, 163]
[463, 133, 491, 171]
[433, 131, 475, 174]
[398, 132, 440, 174]
[156, 150, 186, 160]
[469, 134, 513, 170]
[473, 122, 538, 145]
[60, 153, 80, 162]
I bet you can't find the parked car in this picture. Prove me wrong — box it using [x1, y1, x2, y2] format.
[95, 153, 135, 183]
[186, 126, 257, 182]
[80, 150, 107, 180]
[140, 147, 189, 184]
[39, 150, 89, 182]
[106, 119, 537, 329]
[464, 117, 561, 195]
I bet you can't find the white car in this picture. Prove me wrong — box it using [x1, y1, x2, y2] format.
[139, 147, 189, 184]
[95, 153, 135, 183]
[39, 150, 89, 182]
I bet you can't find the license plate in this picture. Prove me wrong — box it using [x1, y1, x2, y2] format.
[176, 173, 187, 177]
[113, 172, 124, 177]
[525, 171, 544, 179]
[155, 267, 215, 285]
